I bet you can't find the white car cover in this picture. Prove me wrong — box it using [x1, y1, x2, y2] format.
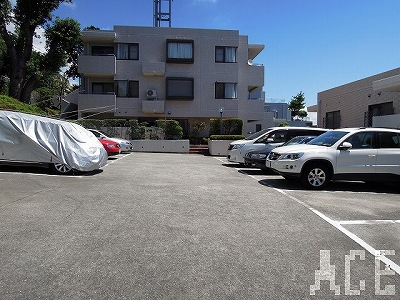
[0, 110, 108, 172]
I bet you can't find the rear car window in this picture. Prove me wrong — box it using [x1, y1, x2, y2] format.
[378, 132, 400, 148]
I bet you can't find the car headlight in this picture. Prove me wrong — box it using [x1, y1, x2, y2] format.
[232, 144, 245, 150]
[280, 153, 304, 160]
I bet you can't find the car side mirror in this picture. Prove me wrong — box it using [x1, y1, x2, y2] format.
[338, 142, 352, 150]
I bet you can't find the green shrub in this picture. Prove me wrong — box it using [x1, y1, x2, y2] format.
[156, 119, 183, 140]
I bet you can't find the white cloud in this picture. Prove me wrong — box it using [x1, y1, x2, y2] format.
[62, 1, 77, 9]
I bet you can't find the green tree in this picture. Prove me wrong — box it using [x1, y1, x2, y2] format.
[32, 72, 71, 110]
[0, 0, 82, 103]
[288, 91, 308, 120]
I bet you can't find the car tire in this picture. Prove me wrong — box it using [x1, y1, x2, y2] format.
[301, 163, 330, 189]
[50, 163, 73, 175]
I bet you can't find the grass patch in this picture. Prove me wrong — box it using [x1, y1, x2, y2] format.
[0, 95, 59, 116]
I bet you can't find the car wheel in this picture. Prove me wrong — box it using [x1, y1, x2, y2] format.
[50, 163, 73, 175]
[301, 164, 330, 189]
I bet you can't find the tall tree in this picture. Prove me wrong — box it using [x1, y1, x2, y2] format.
[288, 91, 308, 120]
[0, 0, 82, 103]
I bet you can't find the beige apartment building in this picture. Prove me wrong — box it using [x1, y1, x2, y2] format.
[64, 26, 265, 135]
[317, 68, 400, 128]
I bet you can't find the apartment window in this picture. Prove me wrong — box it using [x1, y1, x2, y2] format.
[215, 82, 237, 99]
[115, 80, 139, 98]
[166, 39, 194, 63]
[215, 46, 237, 63]
[166, 77, 194, 100]
[115, 43, 139, 60]
[91, 46, 114, 56]
[92, 83, 114, 94]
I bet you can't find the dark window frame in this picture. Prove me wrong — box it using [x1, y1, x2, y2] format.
[325, 110, 341, 129]
[91, 46, 114, 56]
[92, 82, 114, 94]
[166, 39, 194, 64]
[115, 80, 139, 98]
[215, 46, 237, 63]
[215, 82, 238, 99]
[115, 43, 139, 60]
[166, 77, 194, 100]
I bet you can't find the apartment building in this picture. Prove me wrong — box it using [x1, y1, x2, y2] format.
[65, 26, 265, 135]
[317, 68, 400, 128]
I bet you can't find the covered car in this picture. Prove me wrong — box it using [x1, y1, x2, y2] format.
[0, 110, 108, 174]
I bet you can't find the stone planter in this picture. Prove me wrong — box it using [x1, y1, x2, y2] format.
[208, 140, 234, 156]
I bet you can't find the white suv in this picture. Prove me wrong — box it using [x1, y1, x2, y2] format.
[266, 127, 400, 189]
[227, 127, 327, 164]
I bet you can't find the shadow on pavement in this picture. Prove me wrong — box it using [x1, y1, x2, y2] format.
[258, 177, 400, 194]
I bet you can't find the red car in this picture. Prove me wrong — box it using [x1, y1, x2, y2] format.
[98, 138, 121, 155]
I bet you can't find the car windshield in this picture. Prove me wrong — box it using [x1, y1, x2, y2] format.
[245, 128, 272, 140]
[282, 136, 315, 146]
[307, 131, 349, 147]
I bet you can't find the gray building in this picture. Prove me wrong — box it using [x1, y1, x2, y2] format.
[64, 25, 265, 135]
[317, 68, 400, 128]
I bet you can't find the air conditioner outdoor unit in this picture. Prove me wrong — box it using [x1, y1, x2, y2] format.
[146, 89, 157, 100]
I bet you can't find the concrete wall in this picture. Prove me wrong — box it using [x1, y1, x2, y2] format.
[132, 140, 190, 153]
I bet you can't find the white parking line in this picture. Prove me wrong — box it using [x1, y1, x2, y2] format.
[339, 220, 400, 225]
[218, 158, 400, 276]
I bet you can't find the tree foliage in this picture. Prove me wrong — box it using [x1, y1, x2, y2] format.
[288, 91, 308, 120]
[0, 0, 82, 103]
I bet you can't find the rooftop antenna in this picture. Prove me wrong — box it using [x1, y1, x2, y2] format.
[153, 0, 173, 27]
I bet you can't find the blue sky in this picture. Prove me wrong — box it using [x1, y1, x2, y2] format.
[54, 0, 400, 107]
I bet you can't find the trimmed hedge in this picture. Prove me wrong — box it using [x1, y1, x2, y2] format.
[209, 118, 243, 136]
[209, 135, 244, 140]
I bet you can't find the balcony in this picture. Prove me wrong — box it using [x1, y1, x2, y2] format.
[81, 30, 116, 43]
[142, 100, 165, 114]
[248, 44, 264, 60]
[78, 93, 116, 113]
[246, 64, 264, 88]
[142, 62, 165, 76]
[78, 55, 116, 76]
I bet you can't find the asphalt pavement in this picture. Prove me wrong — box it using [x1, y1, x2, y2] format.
[0, 153, 399, 299]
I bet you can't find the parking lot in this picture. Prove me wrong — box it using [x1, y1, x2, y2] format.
[0, 152, 399, 299]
